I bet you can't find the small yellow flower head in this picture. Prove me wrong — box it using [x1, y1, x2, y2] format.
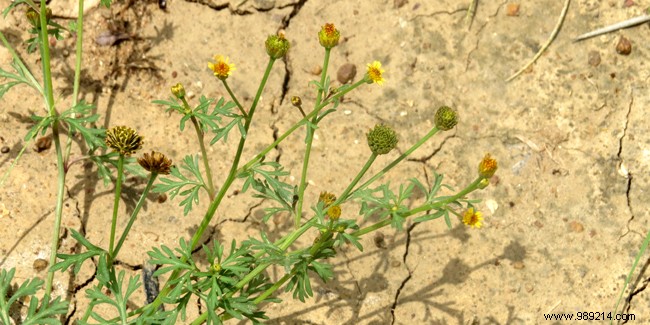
[434, 106, 458, 131]
[265, 32, 290, 59]
[326, 205, 342, 221]
[318, 191, 337, 207]
[462, 208, 483, 228]
[208, 55, 236, 80]
[138, 151, 173, 175]
[367, 124, 398, 155]
[105, 126, 144, 156]
[318, 23, 340, 49]
[171, 83, 185, 99]
[26, 8, 51, 29]
[291, 96, 302, 108]
[478, 153, 498, 179]
[366, 61, 385, 86]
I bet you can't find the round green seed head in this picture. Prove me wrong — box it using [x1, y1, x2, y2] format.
[366, 124, 398, 155]
[265, 33, 290, 59]
[434, 106, 458, 131]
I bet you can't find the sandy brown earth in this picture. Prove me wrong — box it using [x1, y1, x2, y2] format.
[1, 0, 650, 324]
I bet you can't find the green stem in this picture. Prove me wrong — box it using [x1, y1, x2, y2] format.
[141, 58, 277, 316]
[190, 115, 216, 200]
[294, 48, 331, 228]
[222, 79, 247, 117]
[345, 127, 440, 202]
[40, 1, 64, 301]
[335, 153, 377, 205]
[63, 0, 85, 164]
[108, 155, 125, 260]
[112, 173, 158, 259]
[44, 122, 66, 299]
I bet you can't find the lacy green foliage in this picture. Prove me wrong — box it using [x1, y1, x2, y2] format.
[154, 155, 206, 215]
[0, 268, 68, 325]
[238, 160, 295, 222]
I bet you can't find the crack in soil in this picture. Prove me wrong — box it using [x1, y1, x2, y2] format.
[618, 91, 635, 240]
[406, 134, 455, 163]
[465, 0, 507, 72]
[390, 219, 418, 324]
[622, 257, 650, 324]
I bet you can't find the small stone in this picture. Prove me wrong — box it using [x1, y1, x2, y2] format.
[587, 51, 601, 67]
[391, 260, 401, 267]
[512, 261, 525, 269]
[33, 258, 48, 272]
[1, 146, 9, 154]
[253, 0, 275, 10]
[171, 71, 178, 78]
[34, 136, 52, 153]
[337, 63, 357, 84]
[394, 0, 408, 9]
[569, 221, 584, 233]
[525, 284, 534, 292]
[310, 65, 322, 75]
[616, 36, 632, 55]
[506, 3, 520, 16]
[374, 232, 387, 249]
[533, 220, 544, 229]
[157, 193, 167, 203]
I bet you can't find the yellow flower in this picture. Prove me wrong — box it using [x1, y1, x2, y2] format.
[478, 153, 498, 179]
[208, 55, 235, 80]
[318, 23, 340, 49]
[326, 205, 342, 221]
[462, 208, 483, 229]
[366, 61, 385, 86]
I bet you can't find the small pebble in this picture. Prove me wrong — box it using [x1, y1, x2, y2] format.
[34, 136, 52, 152]
[569, 221, 584, 233]
[616, 36, 632, 55]
[310, 65, 322, 75]
[157, 193, 167, 203]
[33, 258, 48, 272]
[171, 71, 178, 78]
[337, 63, 357, 84]
[373, 232, 387, 249]
[506, 3, 520, 16]
[512, 261, 525, 269]
[1, 146, 9, 154]
[588, 51, 601, 67]
[394, 0, 408, 9]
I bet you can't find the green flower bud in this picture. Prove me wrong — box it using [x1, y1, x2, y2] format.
[105, 126, 144, 156]
[367, 124, 398, 155]
[318, 23, 340, 49]
[291, 96, 302, 108]
[477, 178, 490, 189]
[26, 8, 51, 29]
[171, 83, 185, 99]
[265, 33, 290, 59]
[434, 106, 458, 131]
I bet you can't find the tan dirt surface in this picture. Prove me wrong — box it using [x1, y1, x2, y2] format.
[1, 0, 650, 324]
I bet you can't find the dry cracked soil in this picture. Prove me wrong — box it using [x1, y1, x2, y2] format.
[2, 0, 650, 324]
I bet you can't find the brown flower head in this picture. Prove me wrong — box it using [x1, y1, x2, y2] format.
[138, 151, 172, 175]
[478, 153, 498, 179]
[105, 126, 144, 156]
[319, 191, 337, 207]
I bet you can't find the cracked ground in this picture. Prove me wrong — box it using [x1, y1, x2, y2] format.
[1, 0, 650, 324]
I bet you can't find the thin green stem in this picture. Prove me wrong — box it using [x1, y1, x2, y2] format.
[112, 173, 158, 259]
[178, 96, 216, 199]
[335, 153, 377, 205]
[44, 122, 66, 299]
[191, 116, 216, 199]
[345, 127, 440, 202]
[222, 79, 247, 117]
[108, 155, 125, 260]
[40, 0, 64, 301]
[141, 58, 277, 317]
[63, 0, 85, 164]
[294, 48, 331, 228]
